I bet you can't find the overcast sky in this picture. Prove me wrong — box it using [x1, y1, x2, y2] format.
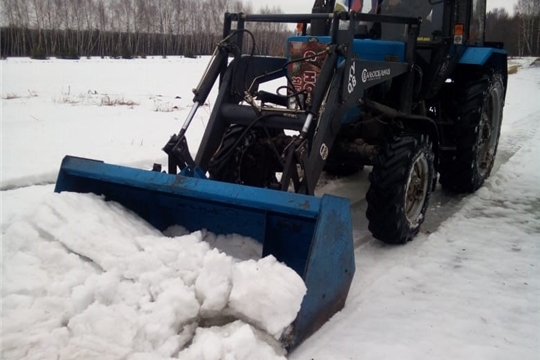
[259, 0, 517, 15]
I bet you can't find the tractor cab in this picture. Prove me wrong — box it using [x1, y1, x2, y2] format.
[342, 0, 500, 101]
[333, 0, 487, 46]
[359, 0, 442, 42]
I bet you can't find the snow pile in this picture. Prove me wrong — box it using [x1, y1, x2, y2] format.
[1, 192, 306, 360]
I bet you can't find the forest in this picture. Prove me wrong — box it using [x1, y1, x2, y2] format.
[486, 1, 540, 56]
[1, 0, 539, 59]
[0, 0, 289, 58]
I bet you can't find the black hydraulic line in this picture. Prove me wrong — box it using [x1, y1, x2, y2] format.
[220, 104, 306, 131]
[361, 98, 439, 147]
[192, 48, 229, 104]
[164, 37, 239, 174]
[255, 91, 289, 107]
[213, 113, 274, 163]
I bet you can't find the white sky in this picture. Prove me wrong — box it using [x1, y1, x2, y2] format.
[257, 0, 517, 15]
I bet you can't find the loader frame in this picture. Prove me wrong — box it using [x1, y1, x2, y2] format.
[164, 11, 428, 195]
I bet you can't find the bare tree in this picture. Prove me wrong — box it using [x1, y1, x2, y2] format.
[0, 0, 292, 58]
[514, 0, 540, 55]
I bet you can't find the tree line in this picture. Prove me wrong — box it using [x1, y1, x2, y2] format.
[1, 0, 539, 59]
[486, 0, 540, 57]
[0, 0, 289, 58]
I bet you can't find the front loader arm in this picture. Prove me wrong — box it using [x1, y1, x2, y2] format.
[163, 44, 232, 175]
[299, 64, 347, 194]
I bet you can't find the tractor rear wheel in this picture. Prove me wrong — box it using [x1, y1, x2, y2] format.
[366, 134, 435, 244]
[208, 125, 280, 188]
[440, 73, 504, 193]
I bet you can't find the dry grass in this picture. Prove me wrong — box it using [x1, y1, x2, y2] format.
[54, 94, 81, 104]
[152, 98, 177, 112]
[508, 65, 520, 75]
[2, 90, 38, 100]
[153, 104, 175, 112]
[52, 92, 138, 107]
[508, 57, 540, 75]
[100, 95, 138, 107]
[2, 92, 21, 100]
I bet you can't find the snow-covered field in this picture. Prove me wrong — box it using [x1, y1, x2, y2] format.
[2, 56, 539, 359]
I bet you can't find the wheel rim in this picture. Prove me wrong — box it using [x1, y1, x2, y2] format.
[476, 86, 501, 178]
[405, 153, 429, 226]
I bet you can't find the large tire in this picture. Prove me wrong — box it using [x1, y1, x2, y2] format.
[208, 125, 279, 188]
[440, 73, 505, 193]
[366, 134, 435, 244]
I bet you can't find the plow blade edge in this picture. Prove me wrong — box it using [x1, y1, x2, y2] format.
[54, 155, 355, 349]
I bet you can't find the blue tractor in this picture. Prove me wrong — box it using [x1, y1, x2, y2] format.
[55, 0, 507, 351]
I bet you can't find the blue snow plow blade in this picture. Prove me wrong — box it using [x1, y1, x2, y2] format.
[54, 155, 355, 350]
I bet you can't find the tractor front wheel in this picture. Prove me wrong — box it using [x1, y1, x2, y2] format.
[366, 134, 435, 244]
[208, 125, 280, 188]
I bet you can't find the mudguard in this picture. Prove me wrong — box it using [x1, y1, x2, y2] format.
[459, 46, 507, 66]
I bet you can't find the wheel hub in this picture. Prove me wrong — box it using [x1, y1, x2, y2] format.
[405, 153, 429, 226]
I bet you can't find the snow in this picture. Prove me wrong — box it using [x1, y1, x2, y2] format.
[2, 56, 540, 359]
[1, 57, 213, 191]
[1, 190, 304, 359]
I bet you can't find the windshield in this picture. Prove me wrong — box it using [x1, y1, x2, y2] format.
[336, 0, 431, 15]
[335, 0, 443, 42]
